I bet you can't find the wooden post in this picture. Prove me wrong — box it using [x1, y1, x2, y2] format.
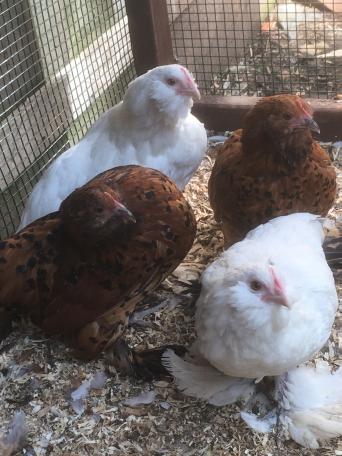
[0, 0, 44, 120]
[193, 96, 342, 141]
[125, 0, 176, 75]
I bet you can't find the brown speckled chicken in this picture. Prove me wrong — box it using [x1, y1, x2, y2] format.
[0, 165, 196, 378]
[209, 95, 337, 247]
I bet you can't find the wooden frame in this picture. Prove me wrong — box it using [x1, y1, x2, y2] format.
[125, 1, 342, 140]
[126, 0, 176, 75]
[193, 96, 342, 141]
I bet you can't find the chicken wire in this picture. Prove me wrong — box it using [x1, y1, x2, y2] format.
[0, 0, 136, 237]
[167, 0, 342, 98]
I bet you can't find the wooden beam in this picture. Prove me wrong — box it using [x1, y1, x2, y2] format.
[126, 0, 176, 75]
[193, 95, 342, 141]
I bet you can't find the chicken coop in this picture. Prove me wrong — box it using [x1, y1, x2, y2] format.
[1, 0, 341, 237]
[1, 1, 342, 455]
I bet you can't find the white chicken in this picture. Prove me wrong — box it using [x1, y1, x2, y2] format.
[164, 213, 341, 447]
[191, 212, 338, 378]
[19, 64, 207, 229]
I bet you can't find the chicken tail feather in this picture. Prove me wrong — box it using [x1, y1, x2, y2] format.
[277, 363, 342, 448]
[163, 349, 255, 406]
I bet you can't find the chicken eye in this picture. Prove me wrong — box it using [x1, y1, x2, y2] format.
[283, 112, 292, 120]
[250, 280, 263, 291]
[166, 78, 176, 86]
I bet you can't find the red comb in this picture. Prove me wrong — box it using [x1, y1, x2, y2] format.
[295, 98, 312, 117]
[180, 66, 195, 87]
[270, 265, 283, 294]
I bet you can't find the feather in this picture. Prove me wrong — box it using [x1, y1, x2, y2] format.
[0, 411, 26, 456]
[0, 165, 196, 373]
[276, 363, 342, 448]
[195, 212, 337, 379]
[163, 349, 255, 406]
[240, 410, 277, 433]
[123, 390, 156, 407]
[70, 371, 107, 415]
[208, 95, 336, 248]
[245, 212, 325, 247]
[19, 64, 207, 229]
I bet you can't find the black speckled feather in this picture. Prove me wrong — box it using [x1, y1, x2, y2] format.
[209, 95, 337, 247]
[0, 165, 196, 368]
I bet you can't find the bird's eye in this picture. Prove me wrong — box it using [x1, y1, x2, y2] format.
[96, 207, 104, 213]
[250, 280, 263, 291]
[283, 112, 292, 120]
[166, 78, 176, 86]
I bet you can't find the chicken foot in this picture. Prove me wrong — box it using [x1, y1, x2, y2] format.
[72, 307, 129, 360]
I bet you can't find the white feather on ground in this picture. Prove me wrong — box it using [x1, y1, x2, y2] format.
[123, 390, 156, 407]
[163, 349, 255, 406]
[0, 411, 26, 456]
[18, 64, 207, 229]
[70, 371, 107, 415]
[240, 409, 277, 434]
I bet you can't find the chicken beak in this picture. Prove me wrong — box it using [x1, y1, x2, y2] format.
[191, 84, 201, 101]
[107, 201, 136, 226]
[262, 290, 290, 308]
[271, 292, 290, 308]
[114, 203, 136, 224]
[179, 86, 201, 101]
[304, 117, 320, 135]
[178, 83, 201, 101]
[267, 265, 291, 308]
[290, 116, 320, 134]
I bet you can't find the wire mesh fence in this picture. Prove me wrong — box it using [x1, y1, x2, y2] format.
[167, 0, 342, 98]
[0, 0, 135, 237]
[1, 0, 341, 238]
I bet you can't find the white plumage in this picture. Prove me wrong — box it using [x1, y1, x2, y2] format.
[19, 64, 207, 229]
[163, 349, 255, 406]
[241, 363, 342, 449]
[194, 213, 337, 378]
[276, 363, 342, 448]
[164, 213, 341, 447]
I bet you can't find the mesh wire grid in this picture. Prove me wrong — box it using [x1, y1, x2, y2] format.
[0, 0, 135, 237]
[1, 0, 341, 237]
[167, 0, 342, 98]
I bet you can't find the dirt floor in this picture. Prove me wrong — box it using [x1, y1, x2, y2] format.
[0, 141, 341, 456]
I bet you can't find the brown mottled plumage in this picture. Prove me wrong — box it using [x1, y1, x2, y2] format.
[0, 165, 196, 378]
[209, 95, 337, 247]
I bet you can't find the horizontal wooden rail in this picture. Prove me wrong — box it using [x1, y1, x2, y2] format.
[193, 96, 342, 141]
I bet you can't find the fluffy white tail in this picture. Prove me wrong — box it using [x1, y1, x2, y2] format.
[243, 363, 342, 448]
[276, 363, 342, 449]
[163, 349, 255, 406]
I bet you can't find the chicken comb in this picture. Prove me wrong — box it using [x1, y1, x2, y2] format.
[295, 97, 312, 117]
[269, 265, 283, 294]
[180, 66, 196, 87]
